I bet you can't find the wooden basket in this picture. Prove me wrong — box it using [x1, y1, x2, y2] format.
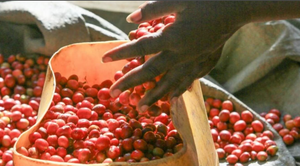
[13, 41, 218, 166]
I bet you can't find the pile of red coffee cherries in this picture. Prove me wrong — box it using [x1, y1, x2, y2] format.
[17, 60, 182, 163]
[205, 97, 278, 165]
[260, 109, 300, 146]
[0, 53, 49, 166]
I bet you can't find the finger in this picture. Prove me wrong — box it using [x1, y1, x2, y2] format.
[126, 1, 187, 24]
[102, 33, 167, 62]
[109, 51, 177, 98]
[137, 76, 174, 113]
[195, 45, 223, 79]
[168, 69, 199, 102]
[136, 61, 195, 112]
[170, 47, 223, 100]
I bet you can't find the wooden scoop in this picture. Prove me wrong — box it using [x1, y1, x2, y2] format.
[13, 41, 218, 166]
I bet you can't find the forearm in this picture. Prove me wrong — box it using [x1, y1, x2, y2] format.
[245, 2, 300, 23]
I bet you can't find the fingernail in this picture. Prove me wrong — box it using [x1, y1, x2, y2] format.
[138, 1, 148, 8]
[171, 97, 178, 104]
[126, 9, 142, 23]
[140, 105, 149, 113]
[112, 89, 121, 98]
[187, 83, 194, 91]
[102, 57, 112, 63]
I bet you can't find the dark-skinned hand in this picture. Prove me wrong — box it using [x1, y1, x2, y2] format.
[102, 1, 251, 112]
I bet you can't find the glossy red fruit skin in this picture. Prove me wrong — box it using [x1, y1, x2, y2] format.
[239, 152, 250, 163]
[239, 142, 252, 152]
[266, 145, 278, 156]
[233, 120, 247, 132]
[290, 130, 299, 140]
[77, 148, 92, 163]
[95, 135, 110, 151]
[216, 148, 225, 159]
[71, 128, 86, 140]
[283, 114, 292, 123]
[46, 135, 58, 147]
[283, 134, 294, 145]
[29, 131, 42, 144]
[293, 116, 300, 128]
[226, 154, 238, 165]
[265, 113, 280, 123]
[106, 145, 121, 160]
[209, 108, 220, 118]
[221, 100, 233, 112]
[262, 130, 274, 139]
[217, 121, 227, 131]
[211, 129, 218, 142]
[58, 135, 69, 148]
[268, 108, 281, 117]
[229, 112, 241, 124]
[97, 88, 111, 100]
[66, 79, 79, 90]
[224, 144, 238, 154]
[264, 140, 277, 149]
[56, 147, 67, 158]
[279, 128, 290, 137]
[49, 155, 64, 162]
[231, 149, 242, 158]
[251, 120, 264, 133]
[219, 110, 230, 122]
[272, 123, 284, 132]
[76, 107, 92, 119]
[285, 120, 295, 130]
[212, 99, 222, 109]
[230, 134, 242, 144]
[136, 28, 150, 39]
[256, 151, 268, 162]
[122, 138, 134, 152]
[219, 130, 231, 142]
[131, 150, 145, 161]
[212, 116, 220, 127]
[252, 142, 265, 152]
[241, 110, 253, 123]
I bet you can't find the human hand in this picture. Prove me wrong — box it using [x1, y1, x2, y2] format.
[102, 1, 249, 112]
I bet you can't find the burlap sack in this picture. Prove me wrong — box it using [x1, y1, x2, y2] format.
[208, 19, 300, 163]
[210, 19, 300, 117]
[0, 1, 128, 57]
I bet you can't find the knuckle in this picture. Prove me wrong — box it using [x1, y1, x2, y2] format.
[115, 72, 140, 91]
[142, 1, 167, 19]
[144, 64, 161, 78]
[135, 34, 163, 55]
[172, 74, 196, 97]
[141, 89, 166, 107]
[162, 27, 184, 51]
[135, 40, 148, 56]
[166, 75, 183, 88]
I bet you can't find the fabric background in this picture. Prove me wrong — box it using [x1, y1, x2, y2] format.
[209, 20, 300, 118]
[0, 1, 128, 57]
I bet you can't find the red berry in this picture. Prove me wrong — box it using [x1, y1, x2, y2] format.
[241, 110, 253, 123]
[226, 154, 238, 165]
[251, 120, 264, 133]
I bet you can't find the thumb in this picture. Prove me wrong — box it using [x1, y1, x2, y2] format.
[126, 1, 187, 24]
